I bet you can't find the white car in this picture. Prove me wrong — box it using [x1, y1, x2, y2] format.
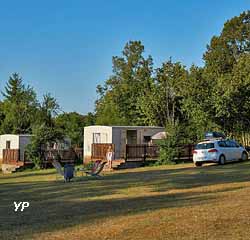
[193, 139, 248, 167]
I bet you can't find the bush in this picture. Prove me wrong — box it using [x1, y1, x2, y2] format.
[25, 124, 65, 169]
[157, 121, 182, 165]
[25, 142, 42, 169]
[83, 161, 95, 170]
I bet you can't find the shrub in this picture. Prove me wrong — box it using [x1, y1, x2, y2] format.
[25, 143, 42, 169]
[25, 124, 64, 169]
[157, 121, 182, 165]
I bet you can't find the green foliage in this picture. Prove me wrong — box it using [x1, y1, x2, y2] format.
[0, 74, 62, 136]
[83, 161, 95, 170]
[0, 73, 38, 134]
[202, 11, 250, 139]
[95, 94, 127, 125]
[139, 60, 187, 126]
[215, 54, 250, 131]
[157, 121, 181, 165]
[25, 124, 65, 168]
[95, 13, 250, 144]
[55, 112, 95, 147]
[95, 40, 154, 125]
[25, 144, 41, 169]
[180, 11, 250, 143]
[0, 101, 5, 128]
[37, 93, 60, 127]
[204, 11, 250, 76]
[180, 65, 220, 140]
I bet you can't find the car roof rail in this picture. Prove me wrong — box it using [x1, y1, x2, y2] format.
[202, 137, 224, 141]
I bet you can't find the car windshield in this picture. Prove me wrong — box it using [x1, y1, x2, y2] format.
[195, 143, 215, 150]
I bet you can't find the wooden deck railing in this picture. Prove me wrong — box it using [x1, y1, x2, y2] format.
[125, 144, 194, 162]
[3, 149, 20, 164]
[74, 148, 83, 160]
[176, 144, 194, 161]
[126, 144, 160, 161]
[43, 149, 77, 163]
[91, 143, 194, 162]
[91, 143, 114, 160]
[2, 148, 83, 167]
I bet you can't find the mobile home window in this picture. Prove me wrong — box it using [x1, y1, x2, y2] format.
[126, 130, 137, 144]
[6, 141, 11, 149]
[144, 136, 151, 143]
[93, 133, 101, 143]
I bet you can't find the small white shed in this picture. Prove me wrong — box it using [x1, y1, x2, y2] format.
[84, 125, 165, 160]
[0, 134, 32, 162]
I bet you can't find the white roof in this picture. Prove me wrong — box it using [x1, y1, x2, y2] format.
[151, 131, 167, 140]
[85, 125, 164, 129]
[0, 134, 33, 137]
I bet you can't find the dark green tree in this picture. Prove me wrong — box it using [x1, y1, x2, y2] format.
[0, 101, 5, 127]
[55, 112, 95, 147]
[36, 93, 60, 127]
[202, 11, 250, 139]
[204, 11, 250, 76]
[139, 60, 187, 126]
[95, 41, 154, 125]
[25, 123, 64, 168]
[1, 73, 38, 134]
[26, 93, 64, 168]
[181, 65, 218, 140]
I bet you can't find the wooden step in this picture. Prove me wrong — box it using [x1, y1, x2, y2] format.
[103, 159, 126, 171]
[102, 159, 144, 171]
[1, 164, 21, 174]
[113, 161, 144, 170]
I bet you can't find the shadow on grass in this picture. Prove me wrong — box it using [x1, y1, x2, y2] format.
[0, 161, 250, 239]
[0, 171, 55, 179]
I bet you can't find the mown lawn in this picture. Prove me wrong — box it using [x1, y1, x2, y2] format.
[1, 161, 250, 240]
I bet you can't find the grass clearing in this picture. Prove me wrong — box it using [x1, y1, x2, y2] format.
[1, 162, 250, 239]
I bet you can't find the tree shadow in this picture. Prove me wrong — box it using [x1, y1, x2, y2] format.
[0, 171, 55, 179]
[0, 188, 216, 239]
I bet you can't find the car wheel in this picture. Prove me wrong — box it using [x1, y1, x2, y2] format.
[219, 155, 226, 165]
[195, 162, 202, 167]
[241, 152, 248, 161]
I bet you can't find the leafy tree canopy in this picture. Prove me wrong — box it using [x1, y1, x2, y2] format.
[1, 73, 38, 134]
[95, 40, 154, 125]
[55, 112, 95, 147]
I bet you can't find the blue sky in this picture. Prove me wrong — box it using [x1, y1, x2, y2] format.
[0, 0, 249, 114]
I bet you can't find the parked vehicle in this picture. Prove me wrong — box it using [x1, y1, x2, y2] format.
[193, 139, 249, 167]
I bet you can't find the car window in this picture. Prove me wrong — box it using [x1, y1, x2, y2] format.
[230, 141, 237, 147]
[225, 141, 231, 147]
[232, 141, 240, 147]
[195, 143, 214, 150]
[236, 142, 240, 147]
[218, 141, 226, 147]
[225, 140, 236, 147]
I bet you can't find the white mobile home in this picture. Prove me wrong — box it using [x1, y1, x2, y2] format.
[84, 125, 164, 161]
[0, 134, 32, 163]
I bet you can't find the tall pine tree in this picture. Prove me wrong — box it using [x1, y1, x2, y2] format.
[1, 73, 38, 134]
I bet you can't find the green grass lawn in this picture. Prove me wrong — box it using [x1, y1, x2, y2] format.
[1, 162, 250, 240]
